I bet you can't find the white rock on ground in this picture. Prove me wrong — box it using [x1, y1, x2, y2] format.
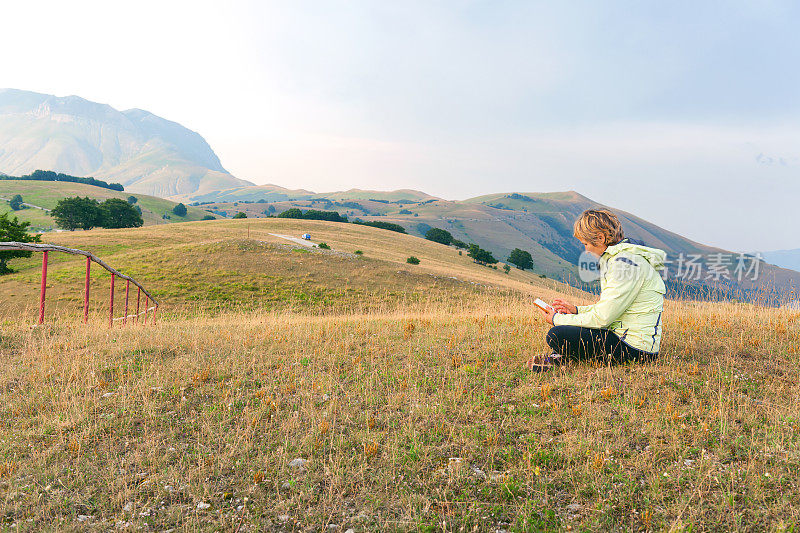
[288, 458, 307, 469]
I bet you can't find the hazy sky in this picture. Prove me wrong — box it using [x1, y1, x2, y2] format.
[3, 1, 800, 251]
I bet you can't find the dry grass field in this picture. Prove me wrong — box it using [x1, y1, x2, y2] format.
[1, 219, 799, 531]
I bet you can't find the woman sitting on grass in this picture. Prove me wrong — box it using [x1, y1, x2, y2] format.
[527, 209, 666, 372]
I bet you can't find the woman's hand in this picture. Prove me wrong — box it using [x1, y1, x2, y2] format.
[540, 306, 556, 325]
[552, 298, 577, 314]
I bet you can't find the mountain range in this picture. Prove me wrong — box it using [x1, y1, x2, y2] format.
[0, 89, 252, 198]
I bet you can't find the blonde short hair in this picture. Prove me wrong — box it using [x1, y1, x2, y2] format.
[573, 209, 624, 246]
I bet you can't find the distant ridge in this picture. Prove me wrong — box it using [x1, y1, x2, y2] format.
[0, 89, 253, 198]
[189, 185, 439, 203]
[758, 248, 800, 273]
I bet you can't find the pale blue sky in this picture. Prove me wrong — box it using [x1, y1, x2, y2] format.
[2, 1, 799, 251]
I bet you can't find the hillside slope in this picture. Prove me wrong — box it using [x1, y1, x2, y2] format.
[0, 89, 252, 197]
[0, 217, 581, 321]
[0, 180, 216, 230]
[194, 190, 800, 295]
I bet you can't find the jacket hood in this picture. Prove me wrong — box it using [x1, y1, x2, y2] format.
[603, 240, 667, 271]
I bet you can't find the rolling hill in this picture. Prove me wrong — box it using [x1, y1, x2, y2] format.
[0, 217, 576, 320]
[0, 89, 252, 198]
[0, 180, 217, 230]
[192, 190, 800, 297]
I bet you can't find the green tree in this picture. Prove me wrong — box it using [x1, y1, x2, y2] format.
[277, 208, 304, 219]
[352, 220, 406, 233]
[100, 199, 144, 228]
[507, 248, 534, 270]
[0, 213, 41, 274]
[9, 194, 23, 211]
[127, 196, 138, 204]
[50, 196, 102, 230]
[172, 203, 188, 217]
[233, 212, 247, 219]
[202, 214, 216, 221]
[467, 243, 498, 265]
[425, 227, 453, 245]
[406, 256, 420, 265]
[503, 264, 511, 274]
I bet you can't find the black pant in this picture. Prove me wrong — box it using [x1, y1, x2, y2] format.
[546, 325, 657, 365]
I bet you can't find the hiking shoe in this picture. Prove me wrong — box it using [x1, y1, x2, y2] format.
[525, 352, 564, 372]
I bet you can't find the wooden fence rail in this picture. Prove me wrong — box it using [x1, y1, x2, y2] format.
[0, 241, 158, 326]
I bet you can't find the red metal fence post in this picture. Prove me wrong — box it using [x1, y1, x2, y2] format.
[38, 251, 48, 325]
[123, 280, 130, 325]
[1, 244, 157, 327]
[136, 287, 141, 324]
[84, 257, 91, 324]
[109, 273, 115, 328]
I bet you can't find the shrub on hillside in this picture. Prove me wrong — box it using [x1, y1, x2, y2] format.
[0, 213, 41, 274]
[406, 256, 420, 265]
[425, 227, 453, 245]
[100, 198, 144, 228]
[467, 243, 498, 266]
[233, 212, 247, 219]
[202, 215, 216, 221]
[278, 208, 302, 218]
[277, 208, 348, 223]
[51, 197, 103, 230]
[507, 248, 534, 270]
[353, 220, 406, 234]
[127, 196, 138, 204]
[172, 203, 188, 217]
[9, 194, 24, 211]
[52, 196, 143, 230]
[318, 242, 331, 249]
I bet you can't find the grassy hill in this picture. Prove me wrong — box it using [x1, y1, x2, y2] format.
[0, 180, 217, 231]
[0, 217, 572, 320]
[0, 218, 799, 530]
[194, 191, 800, 296]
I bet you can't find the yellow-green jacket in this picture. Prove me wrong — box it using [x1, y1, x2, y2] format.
[553, 240, 667, 353]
